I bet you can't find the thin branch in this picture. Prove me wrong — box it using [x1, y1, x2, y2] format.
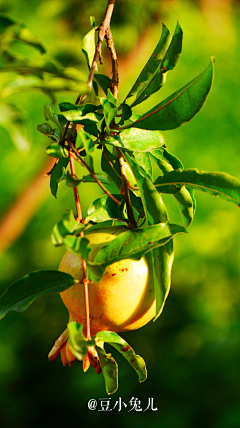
[87, 0, 116, 91]
[117, 148, 137, 228]
[105, 27, 119, 98]
[69, 152, 83, 222]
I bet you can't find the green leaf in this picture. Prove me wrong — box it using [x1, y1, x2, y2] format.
[161, 21, 183, 72]
[59, 102, 102, 123]
[103, 128, 165, 152]
[124, 23, 171, 107]
[158, 148, 183, 170]
[52, 210, 85, 246]
[76, 129, 95, 153]
[155, 168, 240, 206]
[0, 271, 75, 320]
[68, 322, 88, 361]
[37, 122, 53, 135]
[133, 152, 153, 180]
[124, 153, 176, 320]
[125, 153, 168, 224]
[151, 150, 194, 227]
[119, 103, 132, 125]
[65, 171, 110, 188]
[145, 241, 174, 321]
[95, 343, 118, 395]
[82, 174, 110, 185]
[82, 27, 96, 70]
[45, 142, 68, 159]
[85, 195, 127, 223]
[124, 22, 182, 108]
[95, 331, 147, 382]
[100, 94, 118, 134]
[127, 58, 214, 131]
[50, 157, 69, 198]
[101, 147, 122, 188]
[94, 74, 111, 95]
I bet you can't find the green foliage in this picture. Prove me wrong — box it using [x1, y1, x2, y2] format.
[0, 271, 75, 320]
[95, 331, 147, 383]
[68, 322, 89, 361]
[1, 4, 240, 401]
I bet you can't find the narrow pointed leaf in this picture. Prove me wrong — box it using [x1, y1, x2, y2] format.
[125, 23, 171, 107]
[127, 58, 214, 130]
[125, 153, 175, 320]
[145, 242, 173, 321]
[100, 97, 117, 133]
[155, 168, 240, 206]
[101, 148, 124, 188]
[134, 152, 153, 180]
[95, 344, 118, 395]
[161, 21, 183, 72]
[103, 128, 165, 152]
[151, 150, 194, 227]
[68, 322, 88, 361]
[82, 27, 96, 70]
[0, 271, 75, 320]
[95, 331, 147, 382]
[50, 157, 69, 198]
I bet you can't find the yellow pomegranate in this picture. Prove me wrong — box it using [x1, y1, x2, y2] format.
[59, 226, 156, 337]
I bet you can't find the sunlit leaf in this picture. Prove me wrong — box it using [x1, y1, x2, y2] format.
[95, 343, 118, 395]
[68, 322, 88, 361]
[45, 142, 68, 159]
[85, 194, 127, 223]
[82, 27, 96, 70]
[155, 168, 240, 206]
[95, 331, 147, 382]
[103, 128, 165, 152]
[124, 23, 170, 107]
[127, 58, 214, 130]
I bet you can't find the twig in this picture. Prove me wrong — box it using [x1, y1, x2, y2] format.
[117, 148, 137, 228]
[69, 152, 83, 222]
[87, 0, 116, 91]
[105, 28, 119, 98]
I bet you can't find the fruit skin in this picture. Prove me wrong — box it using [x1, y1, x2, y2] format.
[59, 226, 156, 336]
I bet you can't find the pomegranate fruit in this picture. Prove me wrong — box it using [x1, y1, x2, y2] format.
[59, 226, 156, 337]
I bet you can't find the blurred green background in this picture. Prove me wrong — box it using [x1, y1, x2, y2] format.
[1, 0, 240, 427]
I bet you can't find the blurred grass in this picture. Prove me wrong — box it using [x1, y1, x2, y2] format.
[1, 1, 240, 427]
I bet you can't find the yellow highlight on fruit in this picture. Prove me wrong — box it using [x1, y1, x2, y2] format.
[59, 227, 156, 336]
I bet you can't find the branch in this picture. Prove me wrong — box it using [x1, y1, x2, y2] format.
[87, 0, 116, 91]
[105, 28, 119, 98]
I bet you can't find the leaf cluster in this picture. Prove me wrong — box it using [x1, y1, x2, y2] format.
[1, 15, 240, 395]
